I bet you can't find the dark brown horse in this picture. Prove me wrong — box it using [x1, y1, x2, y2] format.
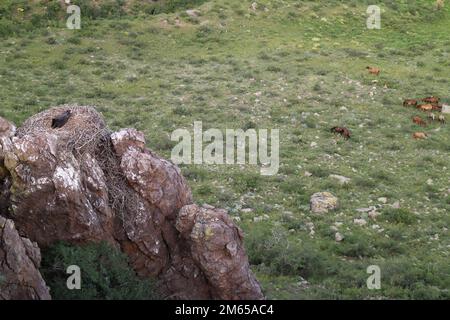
[331, 127, 351, 139]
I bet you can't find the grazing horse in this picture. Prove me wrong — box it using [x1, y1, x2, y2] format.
[403, 99, 417, 107]
[431, 104, 442, 111]
[366, 66, 380, 76]
[413, 132, 427, 140]
[438, 115, 446, 124]
[422, 96, 440, 104]
[427, 113, 437, 122]
[417, 104, 434, 112]
[412, 116, 427, 127]
[331, 127, 351, 139]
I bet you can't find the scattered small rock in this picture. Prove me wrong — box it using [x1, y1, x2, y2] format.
[310, 192, 338, 214]
[329, 174, 351, 185]
[391, 201, 401, 209]
[232, 216, 241, 223]
[368, 210, 381, 220]
[186, 9, 200, 17]
[377, 197, 388, 204]
[253, 214, 269, 223]
[306, 222, 314, 229]
[253, 216, 263, 223]
[356, 206, 377, 213]
[296, 276, 309, 288]
[335, 232, 344, 242]
[353, 218, 367, 226]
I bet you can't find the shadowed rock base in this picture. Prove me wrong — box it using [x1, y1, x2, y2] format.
[0, 216, 50, 300]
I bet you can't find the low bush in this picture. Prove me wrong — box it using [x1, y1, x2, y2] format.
[41, 241, 159, 300]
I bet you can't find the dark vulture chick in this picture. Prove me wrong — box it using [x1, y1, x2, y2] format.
[51, 110, 72, 129]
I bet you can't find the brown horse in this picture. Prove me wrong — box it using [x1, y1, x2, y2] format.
[422, 96, 440, 104]
[412, 116, 427, 127]
[331, 127, 351, 139]
[366, 66, 380, 76]
[417, 104, 434, 112]
[403, 99, 417, 107]
[413, 132, 427, 140]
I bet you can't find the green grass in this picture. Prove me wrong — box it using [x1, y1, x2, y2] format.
[0, 0, 449, 299]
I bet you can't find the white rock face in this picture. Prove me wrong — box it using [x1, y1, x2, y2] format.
[54, 164, 81, 191]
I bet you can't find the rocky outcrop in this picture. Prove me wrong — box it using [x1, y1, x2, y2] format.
[0, 118, 15, 216]
[3, 107, 115, 246]
[0, 106, 263, 300]
[0, 216, 50, 300]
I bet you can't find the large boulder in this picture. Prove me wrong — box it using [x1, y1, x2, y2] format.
[176, 204, 264, 299]
[0, 216, 50, 300]
[0, 106, 264, 300]
[310, 192, 339, 214]
[3, 107, 115, 246]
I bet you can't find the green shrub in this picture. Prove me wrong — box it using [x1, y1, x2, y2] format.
[233, 173, 261, 193]
[41, 242, 160, 300]
[335, 231, 376, 258]
[245, 226, 334, 279]
[382, 208, 417, 225]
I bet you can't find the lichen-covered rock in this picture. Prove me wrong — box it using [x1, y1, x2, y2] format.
[3, 108, 115, 246]
[176, 204, 264, 300]
[0, 117, 16, 138]
[310, 192, 339, 214]
[0, 117, 15, 219]
[0, 216, 50, 300]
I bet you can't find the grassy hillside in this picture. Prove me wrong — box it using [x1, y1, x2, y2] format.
[0, 0, 449, 299]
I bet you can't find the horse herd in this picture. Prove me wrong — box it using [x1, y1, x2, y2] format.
[331, 68, 447, 141]
[403, 96, 446, 139]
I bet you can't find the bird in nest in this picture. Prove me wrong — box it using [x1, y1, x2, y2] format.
[51, 110, 72, 129]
